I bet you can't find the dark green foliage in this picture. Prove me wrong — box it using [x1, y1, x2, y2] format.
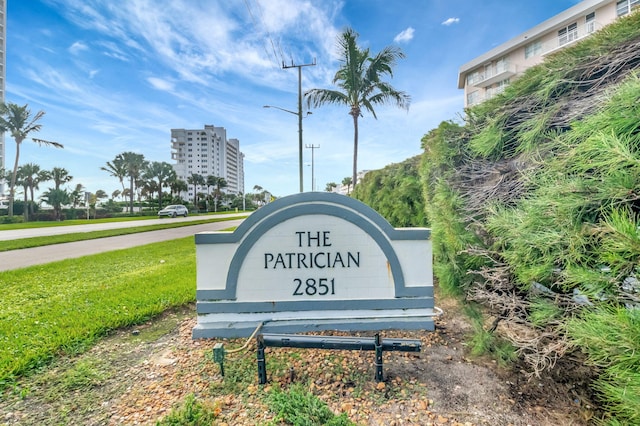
[351, 156, 428, 227]
[569, 308, 640, 423]
[420, 11, 640, 423]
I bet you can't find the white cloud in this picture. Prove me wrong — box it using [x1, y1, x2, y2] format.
[147, 77, 174, 92]
[69, 41, 88, 55]
[394, 27, 415, 43]
[441, 17, 460, 26]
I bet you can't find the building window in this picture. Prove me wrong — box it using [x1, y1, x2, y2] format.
[466, 71, 482, 86]
[586, 12, 596, 33]
[617, 0, 640, 15]
[524, 41, 542, 59]
[494, 57, 509, 74]
[558, 22, 578, 46]
[467, 90, 480, 106]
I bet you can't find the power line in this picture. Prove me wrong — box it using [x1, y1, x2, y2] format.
[252, 0, 283, 66]
[242, 0, 281, 68]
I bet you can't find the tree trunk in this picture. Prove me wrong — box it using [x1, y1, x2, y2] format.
[8, 139, 23, 218]
[352, 112, 359, 187]
[29, 186, 36, 217]
[23, 188, 28, 221]
[129, 178, 134, 214]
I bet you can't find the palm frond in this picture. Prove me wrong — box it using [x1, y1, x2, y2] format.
[32, 137, 63, 149]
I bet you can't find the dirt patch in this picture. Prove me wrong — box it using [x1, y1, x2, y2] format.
[1, 300, 594, 425]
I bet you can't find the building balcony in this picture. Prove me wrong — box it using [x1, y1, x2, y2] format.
[472, 63, 517, 88]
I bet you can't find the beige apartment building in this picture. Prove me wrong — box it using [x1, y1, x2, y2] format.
[459, 0, 639, 107]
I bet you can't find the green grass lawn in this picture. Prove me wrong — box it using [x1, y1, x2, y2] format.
[0, 237, 197, 389]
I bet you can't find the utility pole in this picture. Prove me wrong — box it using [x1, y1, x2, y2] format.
[283, 59, 316, 193]
[305, 144, 320, 191]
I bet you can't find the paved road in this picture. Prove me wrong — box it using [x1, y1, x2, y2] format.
[0, 217, 247, 272]
[0, 212, 249, 241]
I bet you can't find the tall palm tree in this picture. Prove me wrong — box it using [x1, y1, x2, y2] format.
[17, 163, 43, 219]
[144, 161, 176, 210]
[304, 27, 410, 187]
[101, 156, 127, 194]
[117, 152, 147, 213]
[70, 183, 85, 208]
[0, 103, 63, 217]
[207, 176, 227, 212]
[187, 173, 205, 211]
[50, 167, 73, 190]
[168, 177, 188, 201]
[342, 176, 353, 195]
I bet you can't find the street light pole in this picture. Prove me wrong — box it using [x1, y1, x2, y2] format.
[297, 66, 303, 193]
[282, 59, 316, 193]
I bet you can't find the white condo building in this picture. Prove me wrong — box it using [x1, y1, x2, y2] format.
[458, 0, 639, 107]
[171, 124, 245, 202]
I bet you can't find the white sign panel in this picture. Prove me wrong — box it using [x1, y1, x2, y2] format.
[193, 192, 434, 338]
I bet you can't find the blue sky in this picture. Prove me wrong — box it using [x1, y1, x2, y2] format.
[4, 0, 581, 198]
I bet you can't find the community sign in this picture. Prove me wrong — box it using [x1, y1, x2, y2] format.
[193, 192, 434, 338]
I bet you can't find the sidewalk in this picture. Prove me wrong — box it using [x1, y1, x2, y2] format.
[0, 219, 244, 272]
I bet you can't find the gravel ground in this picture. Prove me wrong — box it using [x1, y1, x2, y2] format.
[1, 300, 593, 425]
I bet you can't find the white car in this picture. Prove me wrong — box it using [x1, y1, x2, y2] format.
[158, 204, 188, 218]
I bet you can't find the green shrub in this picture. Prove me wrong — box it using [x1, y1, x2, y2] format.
[156, 394, 218, 425]
[268, 383, 354, 426]
[569, 307, 640, 424]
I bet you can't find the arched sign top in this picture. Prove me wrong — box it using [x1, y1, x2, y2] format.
[196, 192, 430, 245]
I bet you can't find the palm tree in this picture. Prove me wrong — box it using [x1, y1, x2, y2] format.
[94, 189, 108, 201]
[101, 156, 127, 194]
[144, 161, 176, 210]
[0, 103, 63, 217]
[70, 183, 86, 209]
[113, 152, 147, 213]
[168, 176, 187, 199]
[206, 175, 218, 211]
[212, 176, 227, 212]
[50, 167, 73, 190]
[18, 163, 46, 219]
[40, 188, 70, 221]
[342, 176, 353, 195]
[325, 182, 337, 192]
[122, 188, 132, 204]
[304, 28, 410, 187]
[187, 173, 205, 211]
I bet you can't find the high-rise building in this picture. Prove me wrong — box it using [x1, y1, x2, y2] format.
[0, 0, 6, 197]
[458, 0, 638, 107]
[171, 124, 245, 203]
